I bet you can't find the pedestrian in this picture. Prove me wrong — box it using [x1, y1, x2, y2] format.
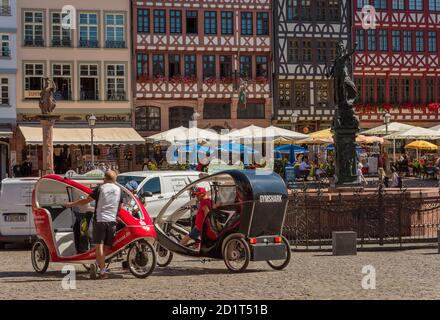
[357, 163, 368, 186]
[22, 156, 33, 177]
[64, 170, 122, 279]
[391, 167, 402, 188]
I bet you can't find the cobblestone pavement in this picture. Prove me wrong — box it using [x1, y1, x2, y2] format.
[1, 246, 439, 300]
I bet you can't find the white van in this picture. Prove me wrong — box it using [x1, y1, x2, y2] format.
[0, 176, 102, 248]
[117, 171, 202, 218]
[0, 178, 39, 247]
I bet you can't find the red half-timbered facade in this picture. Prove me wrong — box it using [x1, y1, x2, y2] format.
[132, 0, 272, 137]
[353, 0, 440, 128]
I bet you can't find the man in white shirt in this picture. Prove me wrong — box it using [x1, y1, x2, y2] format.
[65, 170, 122, 279]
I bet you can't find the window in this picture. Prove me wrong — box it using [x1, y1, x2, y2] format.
[287, 39, 299, 63]
[377, 79, 385, 103]
[24, 11, 44, 47]
[294, 0, 311, 20]
[51, 12, 72, 47]
[204, 11, 217, 35]
[401, 79, 410, 103]
[169, 54, 181, 78]
[429, 0, 440, 11]
[374, 0, 387, 9]
[141, 177, 161, 195]
[184, 55, 197, 78]
[204, 103, 231, 119]
[221, 12, 233, 35]
[0, 78, 8, 105]
[354, 78, 362, 103]
[328, 0, 340, 20]
[79, 13, 98, 48]
[52, 64, 72, 101]
[256, 56, 268, 77]
[392, 31, 401, 51]
[293, 81, 309, 108]
[301, 40, 312, 63]
[390, 78, 399, 103]
[329, 41, 338, 61]
[279, 81, 292, 108]
[241, 12, 253, 36]
[413, 79, 421, 103]
[1, 35, 9, 57]
[317, 41, 328, 62]
[379, 30, 388, 51]
[169, 106, 194, 128]
[237, 103, 265, 119]
[0, 0, 11, 16]
[415, 31, 424, 52]
[409, 0, 423, 10]
[356, 29, 365, 51]
[392, 0, 405, 9]
[256, 12, 269, 35]
[170, 10, 182, 34]
[240, 56, 252, 79]
[220, 56, 232, 79]
[135, 106, 161, 131]
[107, 64, 126, 101]
[428, 32, 437, 52]
[152, 54, 165, 77]
[137, 53, 148, 78]
[106, 14, 125, 48]
[403, 31, 412, 52]
[186, 11, 198, 34]
[367, 30, 376, 51]
[154, 10, 166, 33]
[357, 0, 369, 9]
[203, 55, 216, 79]
[427, 79, 435, 102]
[137, 9, 150, 33]
[24, 63, 44, 99]
[315, 81, 330, 107]
[365, 78, 374, 103]
[287, 0, 298, 20]
[316, 0, 327, 21]
[79, 64, 99, 100]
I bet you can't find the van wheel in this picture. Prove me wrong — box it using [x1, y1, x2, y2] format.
[155, 243, 173, 267]
[31, 240, 49, 274]
[127, 240, 156, 278]
[222, 236, 250, 273]
[267, 236, 291, 271]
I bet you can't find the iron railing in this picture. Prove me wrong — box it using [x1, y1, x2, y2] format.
[283, 182, 440, 250]
[107, 91, 127, 101]
[79, 40, 99, 48]
[105, 40, 126, 48]
[24, 38, 45, 47]
[52, 38, 72, 48]
[80, 90, 99, 101]
[0, 6, 11, 16]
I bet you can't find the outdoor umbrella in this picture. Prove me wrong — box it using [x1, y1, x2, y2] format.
[274, 144, 307, 163]
[405, 140, 439, 159]
[217, 143, 258, 165]
[295, 128, 334, 144]
[362, 122, 414, 136]
[356, 135, 385, 144]
[146, 126, 188, 143]
[384, 127, 440, 161]
[429, 124, 440, 131]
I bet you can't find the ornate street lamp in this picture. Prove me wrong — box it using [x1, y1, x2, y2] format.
[290, 111, 299, 131]
[383, 112, 391, 135]
[88, 114, 97, 168]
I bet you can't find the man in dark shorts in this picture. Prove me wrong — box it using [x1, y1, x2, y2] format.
[180, 187, 212, 249]
[65, 170, 122, 279]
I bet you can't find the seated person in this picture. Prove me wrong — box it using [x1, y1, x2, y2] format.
[180, 187, 212, 249]
[124, 180, 141, 219]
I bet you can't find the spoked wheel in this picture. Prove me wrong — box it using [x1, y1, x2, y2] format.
[222, 235, 250, 273]
[31, 240, 49, 274]
[267, 236, 291, 271]
[126, 240, 156, 278]
[155, 243, 173, 267]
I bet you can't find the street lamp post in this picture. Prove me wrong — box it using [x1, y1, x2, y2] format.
[290, 112, 299, 132]
[383, 112, 391, 135]
[88, 114, 97, 169]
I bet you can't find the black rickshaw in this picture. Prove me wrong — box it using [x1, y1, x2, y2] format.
[153, 170, 291, 272]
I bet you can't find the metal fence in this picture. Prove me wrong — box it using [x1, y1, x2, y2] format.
[283, 183, 440, 250]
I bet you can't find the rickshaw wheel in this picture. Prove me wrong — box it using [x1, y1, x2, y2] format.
[127, 240, 156, 278]
[155, 243, 173, 267]
[222, 235, 250, 273]
[267, 236, 291, 271]
[31, 240, 49, 274]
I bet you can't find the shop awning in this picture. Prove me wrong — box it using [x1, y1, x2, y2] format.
[0, 128, 13, 138]
[19, 125, 145, 146]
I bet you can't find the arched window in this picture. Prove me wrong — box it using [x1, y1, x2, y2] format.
[169, 106, 194, 129]
[135, 106, 161, 131]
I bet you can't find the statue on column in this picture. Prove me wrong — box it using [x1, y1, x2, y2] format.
[326, 42, 360, 185]
[39, 77, 57, 114]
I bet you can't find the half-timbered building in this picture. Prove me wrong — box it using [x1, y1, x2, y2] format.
[353, 0, 440, 128]
[132, 0, 273, 138]
[273, 0, 352, 133]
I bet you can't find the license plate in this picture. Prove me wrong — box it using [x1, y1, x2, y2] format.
[4, 215, 27, 223]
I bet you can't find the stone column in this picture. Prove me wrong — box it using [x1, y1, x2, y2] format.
[38, 115, 60, 176]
